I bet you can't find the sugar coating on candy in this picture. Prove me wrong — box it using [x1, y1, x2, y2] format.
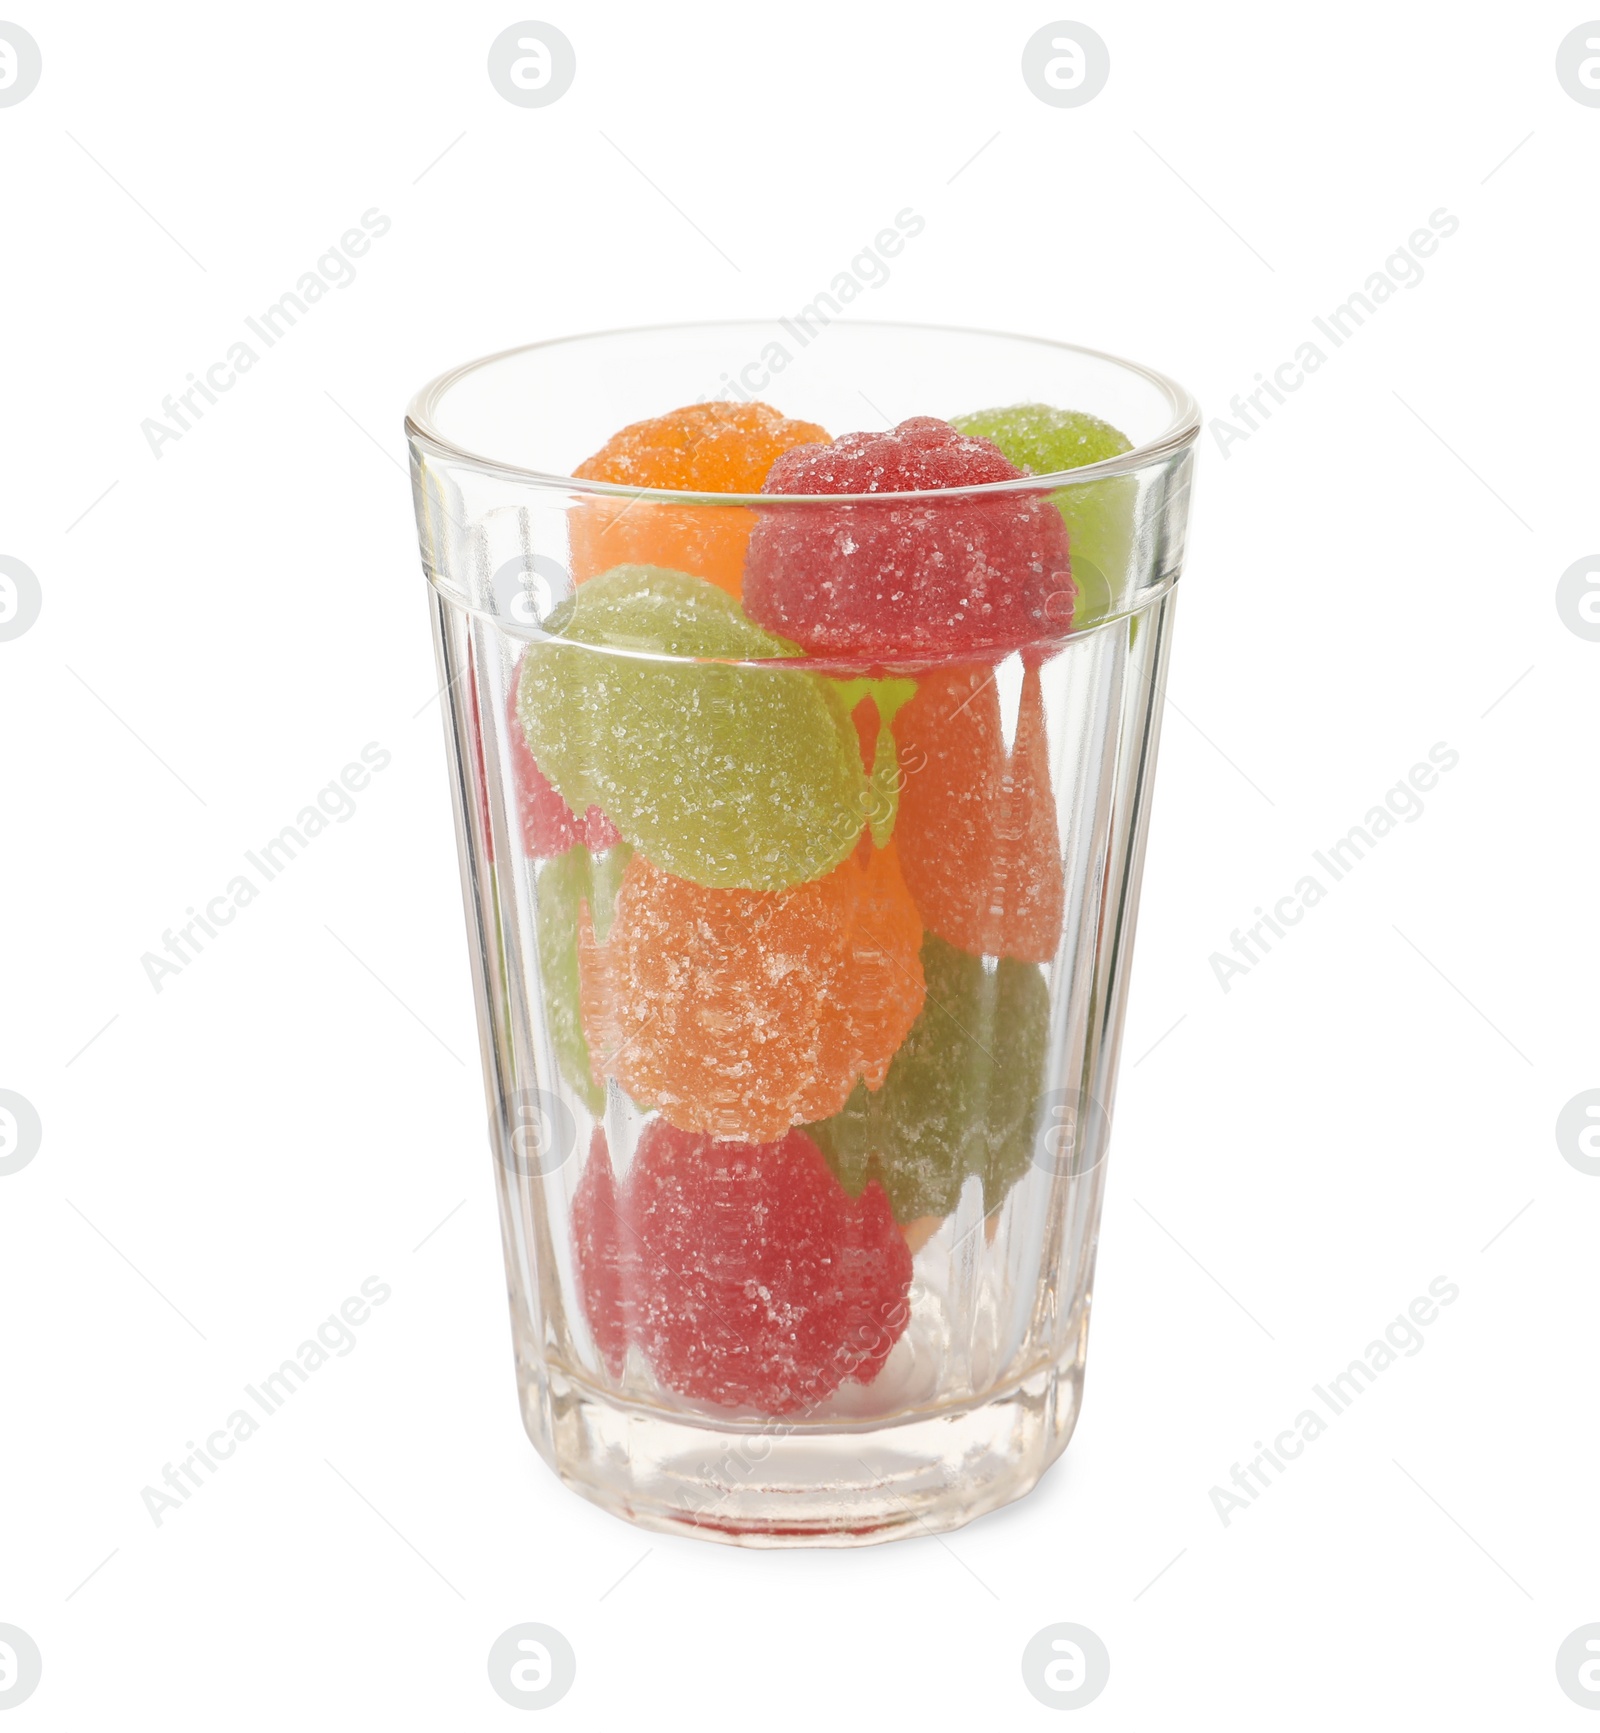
[626, 1122, 912, 1413]
[569, 1121, 913, 1410]
[507, 654, 621, 857]
[578, 845, 924, 1142]
[742, 417, 1074, 655]
[951, 403, 1131, 475]
[536, 843, 629, 1115]
[571, 401, 831, 600]
[809, 933, 1050, 1223]
[518, 564, 869, 891]
[512, 732, 579, 857]
[951, 404, 1134, 630]
[575, 400, 832, 493]
[510, 726, 621, 857]
[571, 1127, 629, 1376]
[894, 663, 1064, 964]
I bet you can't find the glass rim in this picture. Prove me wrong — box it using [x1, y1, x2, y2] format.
[473, 578, 1177, 672]
[404, 318, 1202, 505]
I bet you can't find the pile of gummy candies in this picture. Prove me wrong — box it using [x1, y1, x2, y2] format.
[500, 397, 1133, 1418]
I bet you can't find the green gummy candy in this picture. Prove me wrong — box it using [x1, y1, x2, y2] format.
[808, 933, 1050, 1222]
[951, 403, 1135, 631]
[518, 565, 868, 891]
[535, 842, 629, 1115]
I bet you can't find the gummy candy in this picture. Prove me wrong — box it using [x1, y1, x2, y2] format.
[536, 848, 602, 1115]
[816, 840, 926, 1115]
[951, 402, 1130, 475]
[507, 656, 621, 857]
[950, 404, 1133, 630]
[536, 842, 630, 1116]
[742, 417, 1073, 655]
[569, 1120, 914, 1411]
[571, 400, 830, 600]
[517, 564, 869, 891]
[571, 1127, 629, 1376]
[809, 933, 1050, 1224]
[627, 1122, 912, 1413]
[893, 663, 1064, 964]
[578, 843, 924, 1142]
[900, 1215, 944, 1257]
[837, 677, 917, 849]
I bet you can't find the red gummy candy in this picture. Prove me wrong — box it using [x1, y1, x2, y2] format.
[627, 1122, 912, 1413]
[507, 654, 622, 857]
[583, 807, 622, 852]
[571, 1128, 628, 1376]
[742, 417, 1074, 656]
[895, 662, 1065, 964]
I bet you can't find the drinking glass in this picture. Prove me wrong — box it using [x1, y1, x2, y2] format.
[405, 322, 1199, 1544]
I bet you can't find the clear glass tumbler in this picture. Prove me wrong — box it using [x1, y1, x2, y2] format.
[404, 323, 1199, 1545]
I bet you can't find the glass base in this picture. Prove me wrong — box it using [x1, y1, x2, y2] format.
[523, 1353, 1085, 1547]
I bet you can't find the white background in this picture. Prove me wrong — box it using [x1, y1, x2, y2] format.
[3, 1, 1595, 1724]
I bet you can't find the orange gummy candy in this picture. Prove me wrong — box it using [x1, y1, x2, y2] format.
[895, 663, 1065, 965]
[570, 400, 830, 600]
[578, 843, 924, 1142]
